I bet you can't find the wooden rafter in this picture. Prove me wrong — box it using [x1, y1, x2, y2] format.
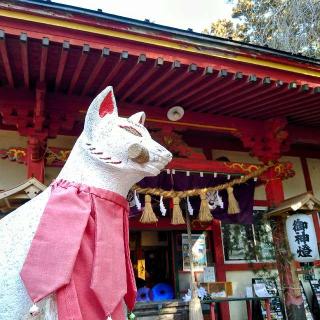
[131, 60, 181, 103]
[198, 74, 258, 113]
[39, 37, 49, 82]
[0, 30, 14, 87]
[55, 40, 70, 91]
[119, 57, 164, 102]
[156, 66, 213, 106]
[34, 82, 46, 131]
[81, 47, 109, 96]
[232, 82, 297, 115]
[258, 87, 320, 118]
[114, 53, 146, 94]
[288, 101, 320, 120]
[20, 32, 29, 88]
[68, 44, 90, 94]
[144, 63, 198, 105]
[187, 72, 241, 111]
[211, 77, 267, 114]
[216, 78, 275, 112]
[229, 81, 287, 116]
[239, 82, 300, 117]
[177, 69, 227, 106]
[97, 51, 128, 93]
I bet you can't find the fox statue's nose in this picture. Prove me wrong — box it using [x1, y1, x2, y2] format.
[128, 143, 150, 163]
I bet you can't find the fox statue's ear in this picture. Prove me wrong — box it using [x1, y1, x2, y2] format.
[83, 86, 118, 139]
[129, 112, 146, 126]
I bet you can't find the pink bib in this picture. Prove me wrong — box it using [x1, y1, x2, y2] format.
[20, 180, 136, 320]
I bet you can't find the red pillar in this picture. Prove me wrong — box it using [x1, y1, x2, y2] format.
[212, 220, 230, 320]
[26, 135, 46, 183]
[265, 171, 306, 320]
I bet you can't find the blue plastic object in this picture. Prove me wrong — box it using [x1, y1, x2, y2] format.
[136, 287, 150, 302]
[150, 283, 174, 301]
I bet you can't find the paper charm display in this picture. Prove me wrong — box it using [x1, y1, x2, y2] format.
[0, 87, 172, 320]
[286, 213, 319, 263]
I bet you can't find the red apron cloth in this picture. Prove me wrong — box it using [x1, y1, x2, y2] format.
[20, 180, 137, 320]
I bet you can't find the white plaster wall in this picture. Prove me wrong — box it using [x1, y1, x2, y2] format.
[0, 132, 77, 189]
[211, 150, 266, 201]
[280, 156, 306, 199]
[307, 158, 320, 199]
[0, 130, 27, 190]
[211, 150, 307, 201]
[0, 160, 27, 190]
[0, 130, 28, 148]
[44, 135, 77, 185]
[47, 135, 77, 149]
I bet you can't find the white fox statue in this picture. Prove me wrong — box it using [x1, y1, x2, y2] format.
[0, 86, 172, 320]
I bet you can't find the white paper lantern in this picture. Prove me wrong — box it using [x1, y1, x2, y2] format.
[286, 213, 319, 263]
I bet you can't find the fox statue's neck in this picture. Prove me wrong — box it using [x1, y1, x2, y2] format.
[56, 136, 143, 197]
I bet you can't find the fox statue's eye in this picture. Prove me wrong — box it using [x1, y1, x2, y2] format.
[119, 125, 142, 137]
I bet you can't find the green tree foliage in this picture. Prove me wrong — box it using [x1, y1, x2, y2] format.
[206, 0, 320, 58]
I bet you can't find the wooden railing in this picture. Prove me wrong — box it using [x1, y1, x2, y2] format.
[202, 297, 273, 320]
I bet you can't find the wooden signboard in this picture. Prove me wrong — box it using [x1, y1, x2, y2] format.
[252, 278, 284, 320]
[309, 279, 320, 319]
[299, 281, 314, 320]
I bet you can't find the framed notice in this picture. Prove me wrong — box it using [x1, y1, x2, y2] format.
[182, 233, 207, 271]
[203, 267, 216, 283]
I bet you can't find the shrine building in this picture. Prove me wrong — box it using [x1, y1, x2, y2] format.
[1, 1, 320, 319]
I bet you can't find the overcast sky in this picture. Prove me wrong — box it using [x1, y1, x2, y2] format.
[53, 0, 234, 32]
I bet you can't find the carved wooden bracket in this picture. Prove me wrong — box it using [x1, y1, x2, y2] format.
[235, 118, 290, 163]
[151, 127, 206, 160]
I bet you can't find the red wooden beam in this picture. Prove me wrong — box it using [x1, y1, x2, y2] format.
[20, 32, 29, 88]
[132, 60, 181, 103]
[217, 79, 280, 114]
[34, 82, 46, 132]
[255, 87, 309, 117]
[186, 72, 242, 110]
[177, 69, 227, 106]
[2, 15, 320, 87]
[68, 44, 90, 94]
[209, 77, 270, 114]
[0, 30, 14, 87]
[98, 51, 129, 93]
[143, 63, 198, 105]
[222, 262, 277, 271]
[81, 47, 109, 96]
[114, 53, 146, 95]
[198, 75, 259, 113]
[280, 105, 320, 122]
[119, 57, 164, 101]
[229, 81, 288, 117]
[156, 66, 213, 106]
[167, 158, 262, 174]
[55, 40, 70, 91]
[232, 82, 299, 117]
[39, 37, 49, 82]
[260, 87, 320, 118]
[247, 83, 310, 118]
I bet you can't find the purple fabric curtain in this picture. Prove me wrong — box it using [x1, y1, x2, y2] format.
[130, 171, 255, 224]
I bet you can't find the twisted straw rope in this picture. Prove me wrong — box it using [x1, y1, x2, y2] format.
[132, 164, 271, 199]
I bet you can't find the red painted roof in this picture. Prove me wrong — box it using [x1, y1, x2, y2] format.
[0, 0, 320, 134]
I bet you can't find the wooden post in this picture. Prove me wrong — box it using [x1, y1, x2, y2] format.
[212, 220, 231, 320]
[265, 172, 306, 320]
[26, 135, 45, 182]
[210, 302, 216, 320]
[245, 300, 252, 320]
[265, 299, 271, 320]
